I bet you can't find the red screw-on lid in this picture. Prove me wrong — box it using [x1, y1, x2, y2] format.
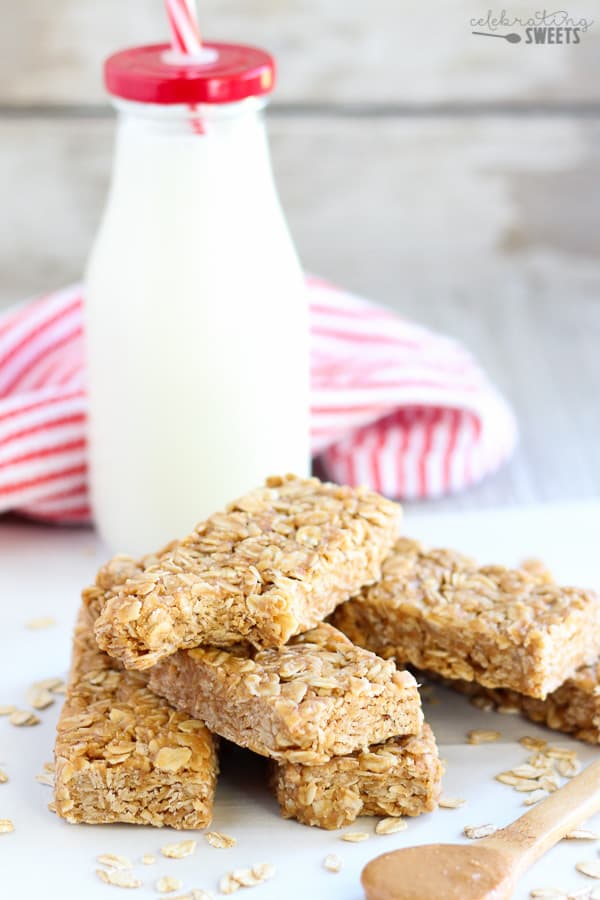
[104, 42, 275, 105]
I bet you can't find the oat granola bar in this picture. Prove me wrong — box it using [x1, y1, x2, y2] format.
[272, 723, 442, 829]
[332, 538, 600, 700]
[54, 608, 218, 829]
[148, 623, 422, 764]
[437, 663, 600, 745]
[94, 475, 402, 669]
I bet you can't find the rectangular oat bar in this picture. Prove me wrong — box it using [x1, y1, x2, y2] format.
[332, 538, 600, 700]
[148, 623, 422, 764]
[435, 663, 600, 745]
[54, 608, 218, 829]
[94, 475, 402, 669]
[272, 723, 443, 829]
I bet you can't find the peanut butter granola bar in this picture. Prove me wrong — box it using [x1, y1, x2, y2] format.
[53, 609, 218, 828]
[148, 623, 422, 764]
[273, 723, 442, 829]
[94, 475, 402, 669]
[332, 538, 600, 700]
[437, 661, 600, 744]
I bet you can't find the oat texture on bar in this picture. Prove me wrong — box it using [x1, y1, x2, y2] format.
[332, 538, 600, 699]
[53, 609, 218, 828]
[93, 475, 402, 669]
[437, 661, 600, 745]
[273, 723, 443, 829]
[149, 623, 422, 764]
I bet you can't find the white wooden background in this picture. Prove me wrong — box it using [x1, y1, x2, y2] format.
[1, 1, 600, 511]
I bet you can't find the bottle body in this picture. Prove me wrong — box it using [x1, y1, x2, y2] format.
[85, 100, 309, 553]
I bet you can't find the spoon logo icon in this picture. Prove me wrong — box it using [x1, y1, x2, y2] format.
[472, 30, 522, 43]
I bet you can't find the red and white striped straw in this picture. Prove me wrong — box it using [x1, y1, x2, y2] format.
[165, 0, 203, 56]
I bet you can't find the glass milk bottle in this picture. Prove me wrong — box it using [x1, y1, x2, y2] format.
[85, 43, 310, 554]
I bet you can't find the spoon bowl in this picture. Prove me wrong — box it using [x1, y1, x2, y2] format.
[362, 843, 515, 900]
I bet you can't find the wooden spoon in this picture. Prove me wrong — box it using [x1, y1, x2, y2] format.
[362, 757, 600, 900]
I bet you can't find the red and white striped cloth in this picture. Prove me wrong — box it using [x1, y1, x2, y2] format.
[0, 278, 517, 524]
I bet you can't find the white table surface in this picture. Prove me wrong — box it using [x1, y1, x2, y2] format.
[1, 501, 600, 900]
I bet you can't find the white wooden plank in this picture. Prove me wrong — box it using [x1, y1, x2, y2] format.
[2, 0, 599, 105]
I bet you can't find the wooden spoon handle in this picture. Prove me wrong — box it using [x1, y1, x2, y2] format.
[481, 757, 600, 877]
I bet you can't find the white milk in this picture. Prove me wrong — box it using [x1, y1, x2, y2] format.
[85, 98, 309, 554]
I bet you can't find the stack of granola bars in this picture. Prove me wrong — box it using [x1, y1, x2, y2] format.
[53, 476, 443, 832]
[333, 538, 600, 745]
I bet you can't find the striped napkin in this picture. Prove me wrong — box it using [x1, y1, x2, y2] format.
[0, 277, 517, 523]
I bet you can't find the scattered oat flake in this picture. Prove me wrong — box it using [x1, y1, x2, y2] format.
[156, 876, 183, 893]
[519, 736, 548, 752]
[9, 709, 40, 727]
[0, 819, 14, 834]
[97, 854, 133, 870]
[576, 861, 600, 878]
[27, 687, 55, 710]
[514, 779, 545, 793]
[251, 864, 275, 883]
[539, 774, 561, 793]
[161, 840, 197, 859]
[219, 864, 275, 893]
[467, 729, 501, 745]
[463, 824, 498, 840]
[219, 874, 240, 895]
[236, 865, 273, 887]
[43, 761, 55, 773]
[0, 770, 8, 784]
[141, 854, 156, 865]
[35, 677, 65, 693]
[439, 797, 465, 809]
[323, 854, 343, 873]
[547, 746, 577, 759]
[190, 892, 215, 900]
[470, 695, 494, 712]
[0, 705, 16, 716]
[26, 616, 55, 629]
[96, 869, 142, 888]
[565, 829, 600, 840]
[35, 772, 54, 787]
[523, 789, 549, 806]
[512, 764, 546, 779]
[375, 817, 407, 835]
[342, 831, 370, 842]
[496, 772, 521, 786]
[497, 704, 520, 715]
[206, 831, 236, 849]
[529, 890, 567, 898]
[557, 758, 581, 778]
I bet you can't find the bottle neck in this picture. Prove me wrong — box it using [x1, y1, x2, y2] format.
[111, 95, 268, 138]
[105, 92, 279, 218]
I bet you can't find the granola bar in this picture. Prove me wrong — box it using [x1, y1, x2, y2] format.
[148, 623, 422, 764]
[332, 538, 600, 699]
[272, 724, 443, 829]
[94, 475, 402, 669]
[437, 663, 600, 745]
[53, 608, 218, 829]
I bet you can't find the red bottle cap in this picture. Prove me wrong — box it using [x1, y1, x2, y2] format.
[105, 42, 275, 105]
